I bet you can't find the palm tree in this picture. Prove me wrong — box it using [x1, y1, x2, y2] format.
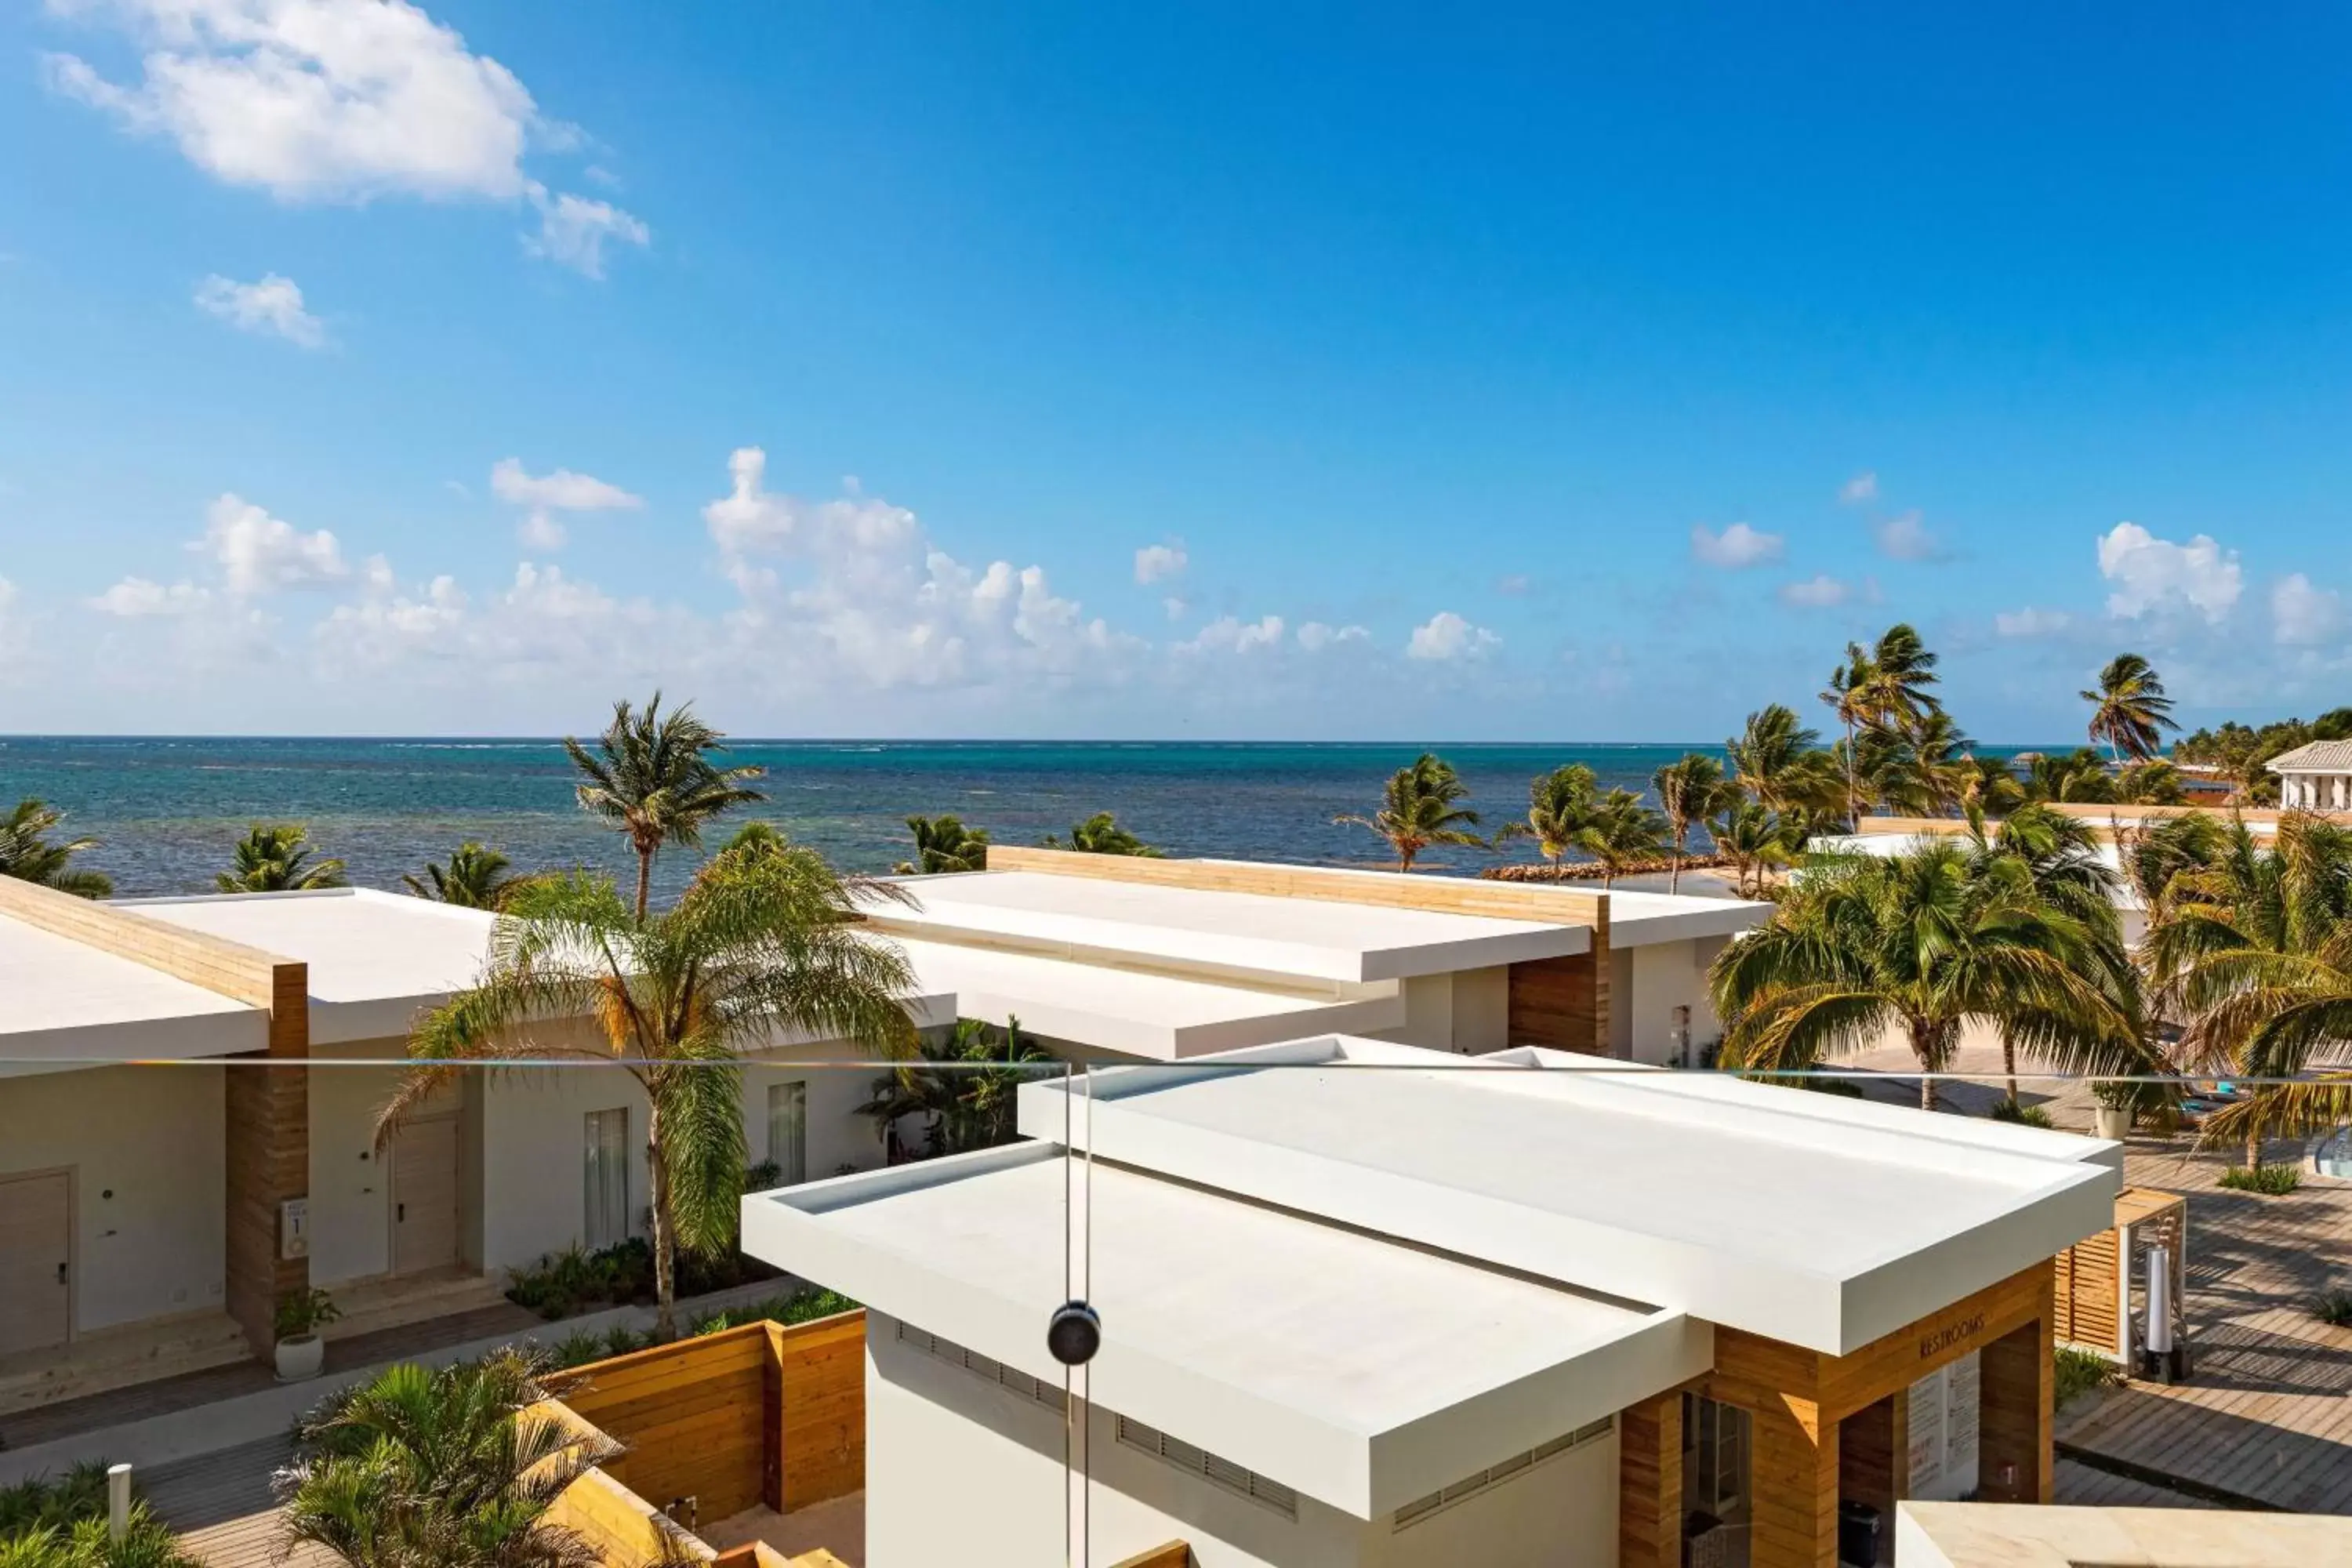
[216, 824, 347, 893]
[1579, 789, 1669, 888]
[379, 841, 918, 1338]
[275, 1349, 614, 1568]
[1496, 764, 1602, 877]
[2020, 748, 2117, 805]
[2116, 810, 2226, 927]
[897, 815, 990, 874]
[2149, 813, 2352, 1167]
[1711, 837, 2142, 1109]
[1335, 753, 1484, 873]
[402, 842, 523, 909]
[1964, 804, 2133, 1105]
[1858, 622, 1944, 738]
[1821, 643, 1875, 827]
[717, 820, 789, 858]
[0, 798, 113, 898]
[1710, 799, 1802, 898]
[1959, 755, 2027, 818]
[1726, 706, 1842, 817]
[2114, 759, 2187, 805]
[858, 1016, 1052, 1160]
[1044, 811, 1161, 856]
[2083, 653, 2179, 764]
[564, 694, 768, 920]
[1652, 754, 1736, 892]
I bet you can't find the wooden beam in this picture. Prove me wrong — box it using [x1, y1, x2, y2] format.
[1617, 1390, 1683, 1568]
[982, 844, 1610, 924]
[0, 877, 289, 1008]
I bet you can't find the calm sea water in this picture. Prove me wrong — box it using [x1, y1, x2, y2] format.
[0, 736, 2058, 902]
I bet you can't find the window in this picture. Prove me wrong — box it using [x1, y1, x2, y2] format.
[583, 1108, 630, 1250]
[767, 1081, 808, 1186]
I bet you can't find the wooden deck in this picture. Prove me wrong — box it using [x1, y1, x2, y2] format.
[139, 1435, 335, 1568]
[1846, 1045, 2352, 1514]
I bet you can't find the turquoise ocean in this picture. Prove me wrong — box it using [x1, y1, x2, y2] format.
[0, 737, 2054, 902]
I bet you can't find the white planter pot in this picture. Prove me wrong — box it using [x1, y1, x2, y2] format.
[2094, 1105, 2133, 1142]
[274, 1334, 325, 1382]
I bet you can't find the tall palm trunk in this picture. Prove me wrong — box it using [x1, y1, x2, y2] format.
[633, 846, 655, 921]
[645, 1098, 677, 1340]
[1844, 717, 1860, 829]
[1668, 829, 1686, 893]
[2001, 1029, 2018, 1105]
[1910, 1016, 1943, 1112]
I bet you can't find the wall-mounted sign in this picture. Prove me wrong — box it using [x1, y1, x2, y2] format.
[1907, 1351, 1981, 1502]
[280, 1196, 310, 1260]
[1918, 1311, 1986, 1362]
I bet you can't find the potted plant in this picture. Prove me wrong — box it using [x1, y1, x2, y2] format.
[274, 1287, 340, 1382]
[2092, 1082, 2136, 1142]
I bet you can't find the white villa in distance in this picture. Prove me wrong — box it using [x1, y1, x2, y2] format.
[0, 847, 1766, 1405]
[2267, 739, 2352, 809]
[742, 1034, 2122, 1568]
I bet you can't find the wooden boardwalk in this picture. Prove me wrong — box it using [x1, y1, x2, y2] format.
[139, 1436, 335, 1568]
[1847, 1046, 2352, 1514]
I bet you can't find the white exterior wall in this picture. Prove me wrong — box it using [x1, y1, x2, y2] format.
[1622, 938, 1727, 1066]
[0, 1064, 226, 1334]
[309, 1040, 465, 1286]
[1363, 1432, 1618, 1568]
[1369, 967, 1508, 1054]
[867, 1314, 1373, 1568]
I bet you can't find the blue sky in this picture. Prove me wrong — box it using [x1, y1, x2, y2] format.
[2, 1, 2347, 740]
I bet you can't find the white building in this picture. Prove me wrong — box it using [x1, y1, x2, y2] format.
[0, 849, 1765, 1398]
[2267, 739, 2352, 810]
[742, 1036, 2122, 1568]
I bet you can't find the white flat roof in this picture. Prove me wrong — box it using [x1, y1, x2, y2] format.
[0, 911, 264, 1074]
[742, 1144, 1709, 1518]
[122, 888, 498, 1044]
[1896, 1501, 2352, 1568]
[1602, 887, 1776, 945]
[895, 936, 1403, 1059]
[871, 869, 1587, 983]
[1020, 1036, 2120, 1355]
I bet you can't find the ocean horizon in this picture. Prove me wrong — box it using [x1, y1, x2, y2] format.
[1, 735, 2076, 902]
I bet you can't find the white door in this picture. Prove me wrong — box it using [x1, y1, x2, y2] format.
[767, 1081, 808, 1186]
[0, 1171, 72, 1356]
[390, 1117, 461, 1274]
[583, 1108, 631, 1250]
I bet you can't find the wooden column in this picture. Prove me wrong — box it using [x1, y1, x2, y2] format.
[225, 960, 310, 1355]
[1617, 1390, 1683, 1568]
[1976, 1306, 2053, 1504]
[1751, 1396, 1838, 1568]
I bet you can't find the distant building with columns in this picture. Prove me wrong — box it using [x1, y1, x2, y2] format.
[2268, 740, 2352, 810]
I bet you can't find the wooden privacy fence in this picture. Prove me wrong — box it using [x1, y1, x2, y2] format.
[542, 1310, 866, 1559]
[2053, 1187, 2188, 1367]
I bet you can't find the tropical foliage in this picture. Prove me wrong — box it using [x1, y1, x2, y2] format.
[859, 1016, 1053, 1160]
[275, 1351, 616, 1568]
[2176, 709, 2352, 805]
[1496, 764, 1601, 874]
[1044, 811, 1160, 856]
[2147, 813, 2352, 1166]
[564, 693, 768, 918]
[1652, 754, 1738, 893]
[1337, 753, 1483, 873]
[896, 815, 989, 874]
[1709, 800, 1805, 898]
[0, 1464, 195, 1568]
[216, 823, 347, 894]
[1726, 706, 1841, 818]
[381, 840, 917, 1337]
[2082, 653, 2179, 763]
[0, 798, 112, 899]
[1711, 835, 2144, 1109]
[1577, 789, 1669, 888]
[402, 842, 524, 909]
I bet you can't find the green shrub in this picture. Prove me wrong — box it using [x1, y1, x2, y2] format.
[2219, 1163, 2301, 1196]
[691, 1287, 859, 1337]
[0, 1467, 196, 1568]
[2312, 1288, 2352, 1328]
[2054, 1346, 2118, 1412]
[505, 1238, 779, 1321]
[1990, 1098, 2056, 1129]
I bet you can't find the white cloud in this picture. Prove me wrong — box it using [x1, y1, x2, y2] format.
[1690, 521, 1784, 570]
[1873, 509, 1941, 561]
[491, 457, 641, 549]
[89, 576, 212, 616]
[1295, 621, 1369, 652]
[2273, 573, 2343, 647]
[194, 272, 325, 347]
[1184, 613, 1285, 654]
[2097, 522, 2241, 623]
[524, 183, 648, 278]
[199, 493, 348, 593]
[1777, 574, 1851, 609]
[1494, 573, 1530, 596]
[44, 0, 539, 203]
[1406, 610, 1498, 661]
[1161, 596, 1188, 620]
[1994, 606, 2073, 639]
[1839, 471, 1879, 505]
[1134, 543, 1187, 585]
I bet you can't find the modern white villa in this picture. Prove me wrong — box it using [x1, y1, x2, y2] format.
[742, 1035, 2124, 1568]
[2267, 739, 2352, 810]
[0, 848, 1765, 1399]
